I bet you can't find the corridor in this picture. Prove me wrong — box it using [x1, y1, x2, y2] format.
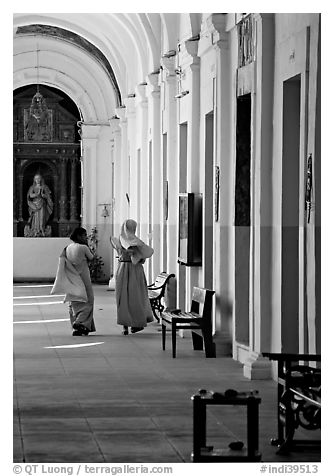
[13, 284, 320, 464]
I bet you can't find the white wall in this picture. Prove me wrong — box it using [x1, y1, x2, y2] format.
[271, 13, 321, 355]
[13, 238, 70, 281]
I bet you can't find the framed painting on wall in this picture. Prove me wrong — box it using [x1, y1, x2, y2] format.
[178, 193, 202, 266]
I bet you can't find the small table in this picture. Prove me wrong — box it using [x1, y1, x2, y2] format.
[191, 389, 262, 462]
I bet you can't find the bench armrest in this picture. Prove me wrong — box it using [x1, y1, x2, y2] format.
[148, 283, 165, 290]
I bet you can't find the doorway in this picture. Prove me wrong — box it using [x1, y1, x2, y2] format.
[234, 93, 251, 346]
[204, 111, 214, 289]
[281, 75, 301, 353]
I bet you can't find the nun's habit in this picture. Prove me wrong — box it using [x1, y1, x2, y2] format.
[111, 219, 154, 330]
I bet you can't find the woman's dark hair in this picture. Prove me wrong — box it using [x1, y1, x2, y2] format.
[70, 227, 87, 243]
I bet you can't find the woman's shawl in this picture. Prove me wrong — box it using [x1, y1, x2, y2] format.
[116, 219, 154, 265]
[50, 247, 88, 302]
[129, 241, 154, 265]
[111, 235, 153, 265]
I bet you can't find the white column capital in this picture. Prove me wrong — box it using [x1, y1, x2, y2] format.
[209, 13, 227, 40]
[115, 106, 127, 123]
[136, 83, 148, 108]
[109, 116, 121, 134]
[123, 96, 136, 118]
[136, 82, 147, 98]
[161, 55, 177, 77]
[179, 39, 200, 72]
[184, 38, 199, 58]
[80, 124, 101, 141]
[147, 72, 161, 97]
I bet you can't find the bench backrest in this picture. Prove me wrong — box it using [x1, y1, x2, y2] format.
[154, 272, 175, 290]
[190, 287, 215, 322]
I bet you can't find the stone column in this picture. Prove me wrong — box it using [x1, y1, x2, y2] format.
[242, 14, 274, 379]
[161, 55, 178, 279]
[13, 159, 18, 235]
[18, 174, 24, 222]
[53, 170, 59, 221]
[59, 156, 68, 222]
[123, 97, 137, 220]
[180, 38, 201, 301]
[109, 116, 121, 288]
[13, 160, 17, 214]
[115, 107, 129, 224]
[147, 72, 162, 278]
[182, 39, 200, 192]
[58, 156, 69, 236]
[207, 14, 234, 355]
[136, 83, 149, 244]
[70, 157, 78, 221]
[80, 123, 101, 230]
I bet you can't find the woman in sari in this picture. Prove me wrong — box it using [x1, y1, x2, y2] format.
[110, 219, 154, 335]
[51, 227, 96, 336]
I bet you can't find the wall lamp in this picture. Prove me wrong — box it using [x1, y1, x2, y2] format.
[162, 50, 176, 58]
[175, 90, 190, 99]
[98, 203, 111, 218]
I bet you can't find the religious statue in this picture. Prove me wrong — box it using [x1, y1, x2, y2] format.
[24, 173, 53, 237]
[25, 92, 51, 141]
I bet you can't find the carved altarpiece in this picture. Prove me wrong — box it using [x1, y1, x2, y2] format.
[13, 85, 81, 237]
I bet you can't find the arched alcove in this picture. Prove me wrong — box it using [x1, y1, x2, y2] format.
[13, 84, 82, 238]
[21, 161, 55, 237]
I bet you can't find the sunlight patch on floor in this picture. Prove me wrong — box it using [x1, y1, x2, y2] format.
[14, 318, 69, 324]
[44, 342, 105, 349]
[13, 294, 65, 299]
[14, 301, 65, 306]
[13, 284, 53, 288]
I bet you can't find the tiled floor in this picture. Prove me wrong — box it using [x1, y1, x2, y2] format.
[13, 284, 321, 464]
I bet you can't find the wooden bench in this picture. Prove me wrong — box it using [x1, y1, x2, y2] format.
[147, 272, 175, 321]
[161, 287, 216, 358]
[262, 352, 321, 455]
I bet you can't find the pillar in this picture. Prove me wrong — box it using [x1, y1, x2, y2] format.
[70, 157, 78, 221]
[13, 159, 18, 235]
[59, 156, 68, 222]
[210, 14, 234, 355]
[136, 85, 149, 233]
[123, 97, 137, 220]
[243, 14, 274, 379]
[115, 106, 129, 224]
[18, 173, 23, 222]
[109, 116, 121, 287]
[80, 123, 101, 230]
[161, 55, 179, 281]
[180, 38, 201, 304]
[147, 72, 162, 279]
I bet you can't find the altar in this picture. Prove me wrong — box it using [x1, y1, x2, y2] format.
[13, 85, 81, 239]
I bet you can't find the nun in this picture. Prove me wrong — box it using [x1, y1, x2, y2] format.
[110, 219, 154, 335]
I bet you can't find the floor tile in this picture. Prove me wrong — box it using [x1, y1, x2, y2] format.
[13, 284, 321, 463]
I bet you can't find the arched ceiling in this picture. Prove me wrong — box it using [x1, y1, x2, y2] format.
[13, 13, 203, 121]
[15, 24, 122, 106]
